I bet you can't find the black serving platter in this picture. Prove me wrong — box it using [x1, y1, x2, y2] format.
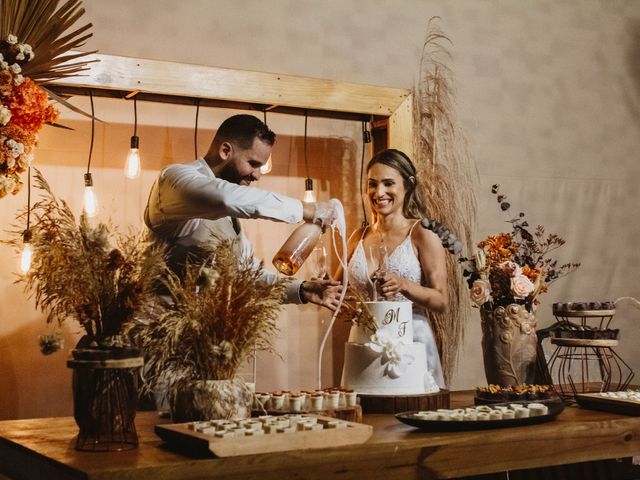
[575, 393, 640, 416]
[395, 400, 565, 432]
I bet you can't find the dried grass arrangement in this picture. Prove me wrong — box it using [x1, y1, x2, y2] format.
[336, 284, 376, 334]
[413, 17, 479, 384]
[128, 238, 287, 396]
[8, 169, 165, 345]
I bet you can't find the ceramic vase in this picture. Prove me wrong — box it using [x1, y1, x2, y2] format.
[480, 304, 538, 387]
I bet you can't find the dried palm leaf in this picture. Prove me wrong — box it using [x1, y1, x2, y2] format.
[0, 0, 96, 84]
[413, 17, 479, 385]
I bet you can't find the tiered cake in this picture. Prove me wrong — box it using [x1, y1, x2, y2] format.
[341, 301, 439, 395]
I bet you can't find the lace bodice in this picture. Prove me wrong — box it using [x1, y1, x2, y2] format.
[347, 225, 423, 301]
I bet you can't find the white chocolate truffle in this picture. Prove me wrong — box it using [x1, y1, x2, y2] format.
[489, 410, 503, 420]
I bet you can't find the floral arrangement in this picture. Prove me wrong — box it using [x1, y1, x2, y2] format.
[8, 170, 166, 351]
[0, 0, 95, 198]
[338, 285, 376, 333]
[460, 184, 580, 313]
[0, 34, 58, 197]
[127, 239, 287, 396]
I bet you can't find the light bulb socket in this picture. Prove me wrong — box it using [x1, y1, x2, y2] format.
[305, 178, 313, 191]
[363, 130, 372, 144]
[22, 229, 32, 243]
[84, 172, 93, 187]
[130, 135, 139, 149]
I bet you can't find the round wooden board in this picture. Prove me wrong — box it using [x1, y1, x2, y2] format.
[358, 389, 450, 414]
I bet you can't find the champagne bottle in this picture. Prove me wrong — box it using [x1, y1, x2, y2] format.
[272, 222, 322, 276]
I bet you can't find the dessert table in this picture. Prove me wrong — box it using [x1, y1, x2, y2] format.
[1, 391, 640, 480]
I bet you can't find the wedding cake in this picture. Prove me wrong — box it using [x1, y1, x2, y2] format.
[341, 301, 439, 395]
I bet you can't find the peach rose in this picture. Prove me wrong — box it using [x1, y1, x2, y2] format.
[470, 279, 492, 306]
[511, 274, 534, 299]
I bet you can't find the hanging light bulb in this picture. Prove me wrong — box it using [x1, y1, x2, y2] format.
[84, 172, 98, 217]
[303, 177, 315, 203]
[19, 166, 33, 274]
[260, 154, 273, 175]
[124, 96, 141, 178]
[260, 109, 272, 174]
[19, 230, 32, 275]
[124, 135, 140, 178]
[301, 111, 315, 202]
[83, 91, 98, 217]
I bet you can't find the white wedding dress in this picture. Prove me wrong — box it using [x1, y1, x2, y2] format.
[347, 223, 445, 388]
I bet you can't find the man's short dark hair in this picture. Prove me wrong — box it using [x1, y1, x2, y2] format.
[214, 114, 275, 149]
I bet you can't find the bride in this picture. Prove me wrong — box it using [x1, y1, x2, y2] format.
[338, 148, 448, 388]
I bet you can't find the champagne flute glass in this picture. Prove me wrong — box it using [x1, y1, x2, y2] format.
[369, 242, 389, 300]
[311, 245, 328, 279]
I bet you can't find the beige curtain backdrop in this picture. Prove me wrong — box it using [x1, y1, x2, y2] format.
[1, 0, 640, 419]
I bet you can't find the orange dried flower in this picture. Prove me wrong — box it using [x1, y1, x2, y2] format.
[6, 77, 58, 133]
[478, 233, 517, 264]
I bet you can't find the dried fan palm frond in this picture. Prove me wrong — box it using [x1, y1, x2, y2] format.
[413, 17, 479, 385]
[127, 239, 287, 395]
[0, 0, 96, 84]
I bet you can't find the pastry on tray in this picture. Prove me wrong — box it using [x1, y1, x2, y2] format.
[474, 384, 558, 405]
[552, 301, 615, 316]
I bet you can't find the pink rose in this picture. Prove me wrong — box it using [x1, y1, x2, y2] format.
[499, 261, 522, 276]
[511, 274, 534, 299]
[470, 279, 492, 306]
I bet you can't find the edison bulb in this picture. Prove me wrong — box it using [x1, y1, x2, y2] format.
[124, 148, 141, 179]
[303, 189, 316, 203]
[260, 154, 273, 175]
[83, 186, 98, 217]
[19, 242, 32, 274]
[303, 177, 315, 203]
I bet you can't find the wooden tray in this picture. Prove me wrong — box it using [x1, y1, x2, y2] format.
[252, 405, 362, 423]
[575, 393, 640, 416]
[155, 414, 372, 457]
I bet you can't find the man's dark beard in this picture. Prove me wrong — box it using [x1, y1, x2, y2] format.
[218, 162, 243, 184]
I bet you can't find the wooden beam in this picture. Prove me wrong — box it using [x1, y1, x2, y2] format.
[49, 53, 410, 117]
[387, 93, 414, 158]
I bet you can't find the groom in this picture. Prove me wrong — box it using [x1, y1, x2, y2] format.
[144, 114, 342, 311]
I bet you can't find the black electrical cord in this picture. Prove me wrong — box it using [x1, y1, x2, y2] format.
[194, 99, 200, 159]
[86, 91, 95, 174]
[304, 111, 309, 178]
[360, 120, 371, 227]
[133, 96, 138, 137]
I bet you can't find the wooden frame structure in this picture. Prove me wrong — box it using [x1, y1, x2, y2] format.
[50, 52, 414, 156]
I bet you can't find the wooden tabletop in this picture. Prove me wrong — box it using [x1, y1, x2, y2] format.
[1, 391, 640, 480]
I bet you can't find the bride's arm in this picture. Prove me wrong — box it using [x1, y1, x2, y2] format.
[379, 226, 448, 313]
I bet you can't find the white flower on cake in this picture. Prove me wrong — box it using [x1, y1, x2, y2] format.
[365, 330, 415, 379]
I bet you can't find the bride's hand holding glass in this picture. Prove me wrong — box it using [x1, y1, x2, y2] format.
[372, 270, 405, 299]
